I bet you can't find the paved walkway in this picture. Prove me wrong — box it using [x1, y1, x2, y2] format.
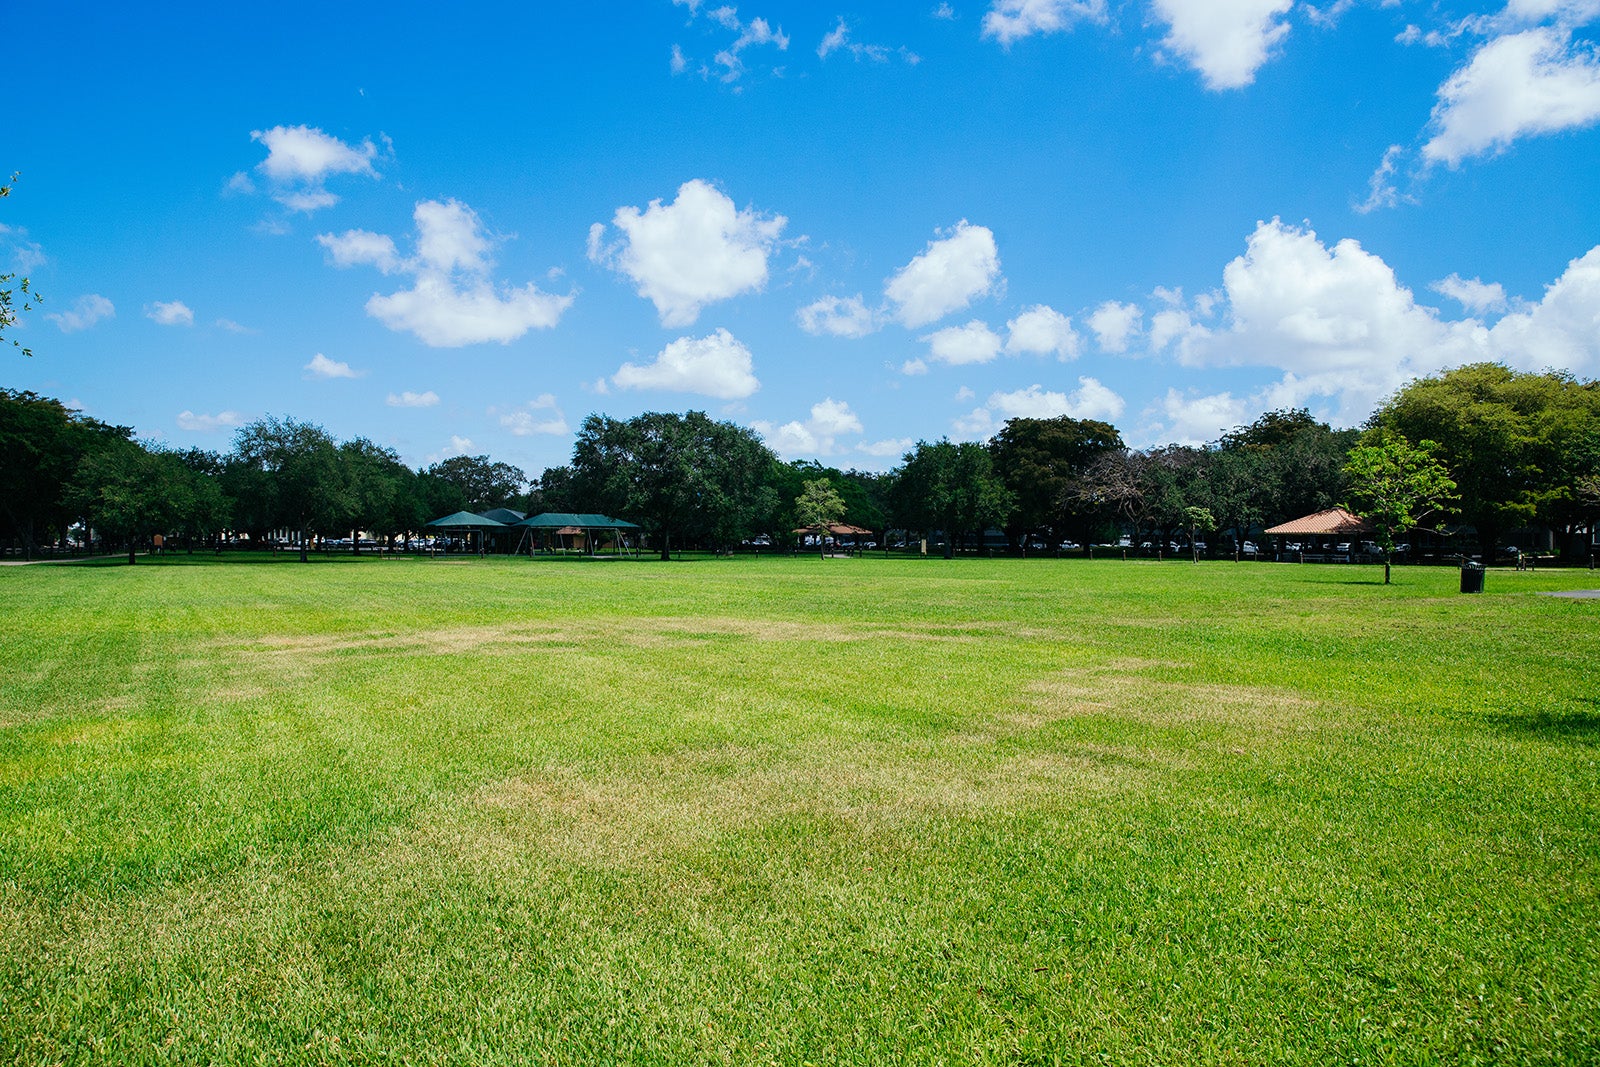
[1539, 589, 1600, 598]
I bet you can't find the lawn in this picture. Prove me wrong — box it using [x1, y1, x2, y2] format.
[1, 554, 1596, 1064]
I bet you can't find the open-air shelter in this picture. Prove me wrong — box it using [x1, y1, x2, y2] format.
[1264, 506, 1372, 560]
[513, 512, 641, 556]
[425, 511, 507, 556]
[795, 523, 875, 555]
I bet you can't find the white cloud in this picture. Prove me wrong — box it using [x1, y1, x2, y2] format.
[145, 300, 194, 327]
[176, 410, 244, 433]
[322, 199, 574, 347]
[387, 390, 440, 408]
[215, 318, 253, 334]
[1087, 300, 1142, 353]
[1423, 27, 1600, 166]
[1150, 0, 1295, 90]
[817, 17, 900, 61]
[953, 378, 1126, 439]
[752, 396, 864, 457]
[858, 436, 916, 458]
[249, 125, 382, 213]
[933, 3, 957, 19]
[922, 320, 1004, 365]
[675, 5, 791, 82]
[797, 294, 877, 337]
[1004, 304, 1081, 359]
[884, 220, 1002, 328]
[0, 223, 46, 272]
[499, 394, 569, 435]
[611, 328, 761, 399]
[252, 125, 379, 182]
[304, 353, 361, 379]
[900, 358, 929, 375]
[425, 435, 476, 464]
[1150, 389, 1250, 446]
[1356, 144, 1410, 215]
[981, 0, 1108, 47]
[1432, 273, 1510, 313]
[1135, 219, 1600, 423]
[590, 179, 786, 327]
[316, 229, 404, 274]
[46, 294, 115, 333]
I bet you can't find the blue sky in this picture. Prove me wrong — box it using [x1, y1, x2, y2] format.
[5, 1, 1599, 476]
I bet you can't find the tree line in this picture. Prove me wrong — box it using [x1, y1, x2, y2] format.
[3, 363, 1597, 563]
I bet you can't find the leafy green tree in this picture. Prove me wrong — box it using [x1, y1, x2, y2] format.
[988, 415, 1122, 552]
[425, 454, 528, 513]
[1, 174, 42, 358]
[339, 438, 412, 551]
[232, 417, 350, 562]
[794, 477, 846, 559]
[0, 389, 131, 556]
[1217, 408, 1357, 531]
[1372, 364, 1600, 555]
[1342, 431, 1457, 584]
[570, 411, 776, 559]
[69, 441, 194, 564]
[1183, 506, 1215, 564]
[527, 465, 580, 515]
[890, 439, 1013, 558]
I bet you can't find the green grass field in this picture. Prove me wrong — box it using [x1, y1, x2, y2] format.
[1, 554, 1596, 1064]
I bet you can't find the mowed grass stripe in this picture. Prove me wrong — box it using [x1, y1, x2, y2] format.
[0, 556, 1595, 1063]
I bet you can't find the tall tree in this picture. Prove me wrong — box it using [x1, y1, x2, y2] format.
[69, 441, 191, 564]
[1342, 430, 1457, 584]
[425, 455, 528, 513]
[891, 439, 1013, 559]
[0, 390, 131, 557]
[989, 415, 1123, 552]
[794, 477, 846, 559]
[232, 417, 349, 562]
[1372, 364, 1600, 555]
[570, 411, 776, 559]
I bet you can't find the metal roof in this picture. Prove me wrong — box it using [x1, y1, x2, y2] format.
[426, 510, 509, 528]
[514, 512, 641, 529]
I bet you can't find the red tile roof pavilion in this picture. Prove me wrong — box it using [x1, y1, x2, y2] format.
[1264, 506, 1373, 536]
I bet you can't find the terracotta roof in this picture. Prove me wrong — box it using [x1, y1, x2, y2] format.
[1264, 506, 1372, 536]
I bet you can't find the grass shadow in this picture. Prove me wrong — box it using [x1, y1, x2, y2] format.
[1489, 702, 1600, 746]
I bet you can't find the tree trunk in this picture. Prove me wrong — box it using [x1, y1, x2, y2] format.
[128, 542, 137, 565]
[299, 524, 309, 563]
[659, 530, 671, 562]
[1384, 558, 1392, 584]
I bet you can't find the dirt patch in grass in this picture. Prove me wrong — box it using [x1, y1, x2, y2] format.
[1017, 663, 1328, 736]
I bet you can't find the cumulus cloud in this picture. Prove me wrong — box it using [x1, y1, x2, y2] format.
[0, 222, 46, 272]
[611, 328, 761, 399]
[752, 397, 864, 457]
[1004, 304, 1080, 359]
[1087, 301, 1143, 353]
[247, 125, 383, 213]
[387, 390, 440, 407]
[1150, 0, 1295, 90]
[797, 294, 877, 338]
[1150, 389, 1250, 446]
[321, 199, 574, 347]
[981, 0, 1108, 47]
[858, 436, 916, 458]
[1432, 273, 1510, 313]
[303, 353, 361, 379]
[954, 378, 1126, 438]
[176, 410, 244, 432]
[46, 294, 115, 333]
[590, 179, 786, 327]
[921, 320, 1005, 365]
[316, 229, 404, 274]
[884, 220, 1002, 328]
[1423, 27, 1600, 166]
[498, 394, 569, 435]
[1136, 219, 1600, 423]
[145, 300, 194, 326]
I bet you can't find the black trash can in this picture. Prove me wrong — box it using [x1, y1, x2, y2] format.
[1460, 561, 1485, 594]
